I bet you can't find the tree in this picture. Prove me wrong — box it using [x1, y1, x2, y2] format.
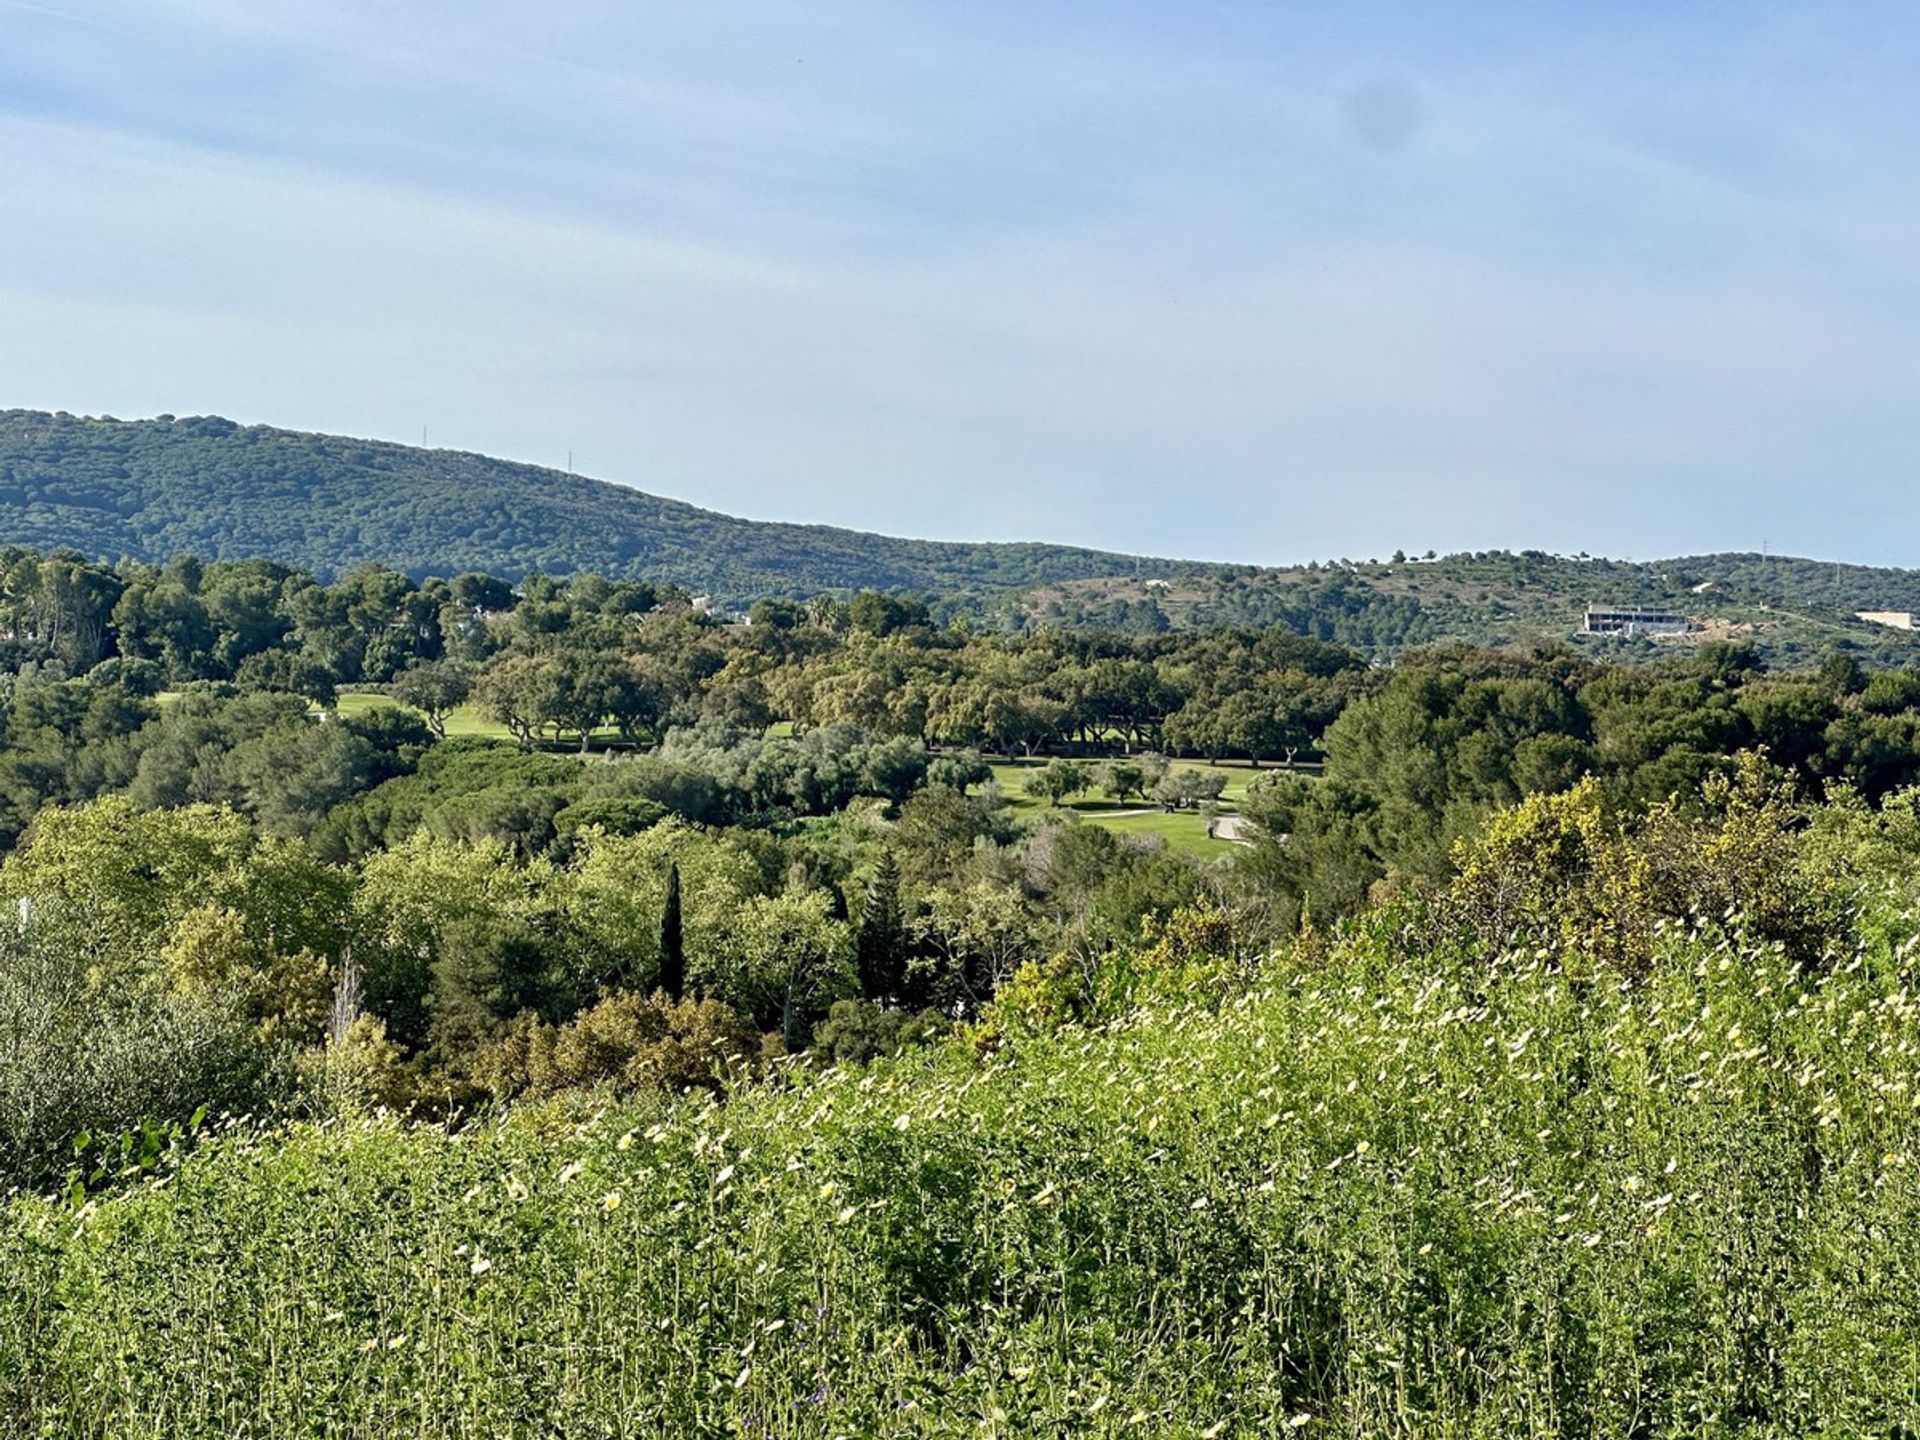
[810, 999, 946, 1065]
[475, 654, 550, 748]
[891, 784, 1011, 890]
[565, 822, 767, 997]
[223, 717, 379, 838]
[449, 573, 514, 615]
[704, 890, 855, 1047]
[234, 648, 338, 707]
[658, 862, 685, 1000]
[0, 916, 269, 1191]
[926, 749, 991, 793]
[747, 598, 804, 631]
[480, 990, 761, 1097]
[985, 689, 1068, 757]
[1152, 767, 1228, 811]
[390, 659, 472, 738]
[847, 591, 929, 636]
[910, 880, 1042, 1013]
[1023, 759, 1090, 807]
[1099, 760, 1145, 803]
[855, 851, 907, 1001]
[542, 648, 625, 752]
[426, 912, 569, 1066]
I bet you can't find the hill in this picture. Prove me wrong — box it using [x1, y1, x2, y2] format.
[0, 411, 1193, 602]
[1018, 548, 1920, 665]
[5, 410, 1919, 665]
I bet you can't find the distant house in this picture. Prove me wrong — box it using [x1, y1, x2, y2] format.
[1856, 610, 1915, 630]
[1582, 605, 1690, 637]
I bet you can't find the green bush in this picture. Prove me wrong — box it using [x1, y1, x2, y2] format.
[0, 918, 273, 1192]
[5, 910, 1918, 1435]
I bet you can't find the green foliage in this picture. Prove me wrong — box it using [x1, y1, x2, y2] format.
[1022, 757, 1091, 806]
[0, 917, 270, 1191]
[388, 659, 472, 737]
[0, 411, 1188, 603]
[1097, 758, 1145, 801]
[1031, 546, 1920, 665]
[698, 889, 855, 1047]
[853, 850, 906, 1001]
[314, 739, 583, 860]
[8, 895, 1920, 1433]
[1151, 765, 1227, 810]
[924, 748, 991, 793]
[478, 990, 763, 1098]
[657, 861, 685, 1000]
[810, 998, 947, 1065]
[1, 798, 351, 999]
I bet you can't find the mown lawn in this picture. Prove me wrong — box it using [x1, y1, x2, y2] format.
[988, 755, 1289, 808]
[985, 756, 1289, 857]
[331, 689, 514, 740]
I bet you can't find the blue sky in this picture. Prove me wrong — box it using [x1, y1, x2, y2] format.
[1, 2, 1916, 565]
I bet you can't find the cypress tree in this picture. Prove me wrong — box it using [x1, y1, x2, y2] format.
[658, 861, 685, 999]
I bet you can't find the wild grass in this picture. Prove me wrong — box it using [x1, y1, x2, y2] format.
[5, 910, 1919, 1437]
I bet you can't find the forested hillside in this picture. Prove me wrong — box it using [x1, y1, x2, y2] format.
[1026, 550, 1920, 664]
[0, 411, 1191, 602]
[7, 414, 1920, 667]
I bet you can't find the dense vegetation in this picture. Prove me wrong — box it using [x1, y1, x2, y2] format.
[1028, 550, 1920, 666]
[4, 541, 1920, 1433]
[8, 412, 1920, 666]
[6, 765, 1920, 1434]
[0, 411, 1195, 603]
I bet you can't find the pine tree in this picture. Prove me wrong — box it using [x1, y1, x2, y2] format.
[855, 851, 906, 1001]
[658, 862, 685, 999]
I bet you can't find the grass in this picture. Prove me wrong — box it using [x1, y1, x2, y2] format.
[5, 923, 1918, 1435]
[1086, 806, 1227, 856]
[988, 755, 1281, 809]
[985, 757, 1288, 857]
[212, 696, 1271, 858]
[330, 689, 515, 740]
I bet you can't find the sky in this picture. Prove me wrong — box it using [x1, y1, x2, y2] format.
[1, 2, 1917, 566]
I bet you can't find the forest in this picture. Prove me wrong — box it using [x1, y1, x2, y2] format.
[3, 543, 1920, 1432]
[0, 411, 1191, 603]
[9, 412, 1920, 668]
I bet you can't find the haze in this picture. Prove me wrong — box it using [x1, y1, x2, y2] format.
[1, 1, 1916, 564]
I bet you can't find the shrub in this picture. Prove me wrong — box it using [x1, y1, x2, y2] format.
[477, 990, 762, 1097]
[0, 918, 274, 1191]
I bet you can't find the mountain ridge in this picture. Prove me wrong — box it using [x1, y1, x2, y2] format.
[3, 410, 1918, 667]
[0, 409, 1202, 600]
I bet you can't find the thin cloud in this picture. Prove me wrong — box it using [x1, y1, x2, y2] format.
[1, 3, 1917, 565]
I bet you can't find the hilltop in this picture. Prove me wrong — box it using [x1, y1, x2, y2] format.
[3, 410, 1919, 665]
[1021, 548, 1920, 665]
[0, 411, 1194, 603]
